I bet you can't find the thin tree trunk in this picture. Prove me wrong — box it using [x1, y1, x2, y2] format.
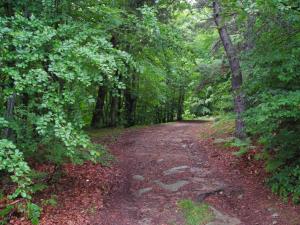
[213, 0, 246, 139]
[91, 86, 106, 128]
[163, 107, 167, 123]
[124, 74, 138, 127]
[177, 87, 184, 121]
[117, 89, 123, 124]
[124, 88, 136, 127]
[3, 0, 14, 17]
[109, 93, 118, 127]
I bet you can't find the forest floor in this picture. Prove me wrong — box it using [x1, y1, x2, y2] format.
[12, 121, 300, 225]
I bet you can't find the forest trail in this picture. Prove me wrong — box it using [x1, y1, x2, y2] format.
[92, 122, 300, 225]
[94, 121, 238, 225]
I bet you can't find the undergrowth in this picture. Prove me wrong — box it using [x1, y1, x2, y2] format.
[212, 114, 235, 137]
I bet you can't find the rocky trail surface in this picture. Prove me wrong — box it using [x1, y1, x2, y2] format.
[92, 122, 300, 225]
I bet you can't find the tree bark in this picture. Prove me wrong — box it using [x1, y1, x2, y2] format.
[124, 88, 137, 127]
[124, 73, 138, 127]
[213, 0, 246, 139]
[177, 87, 184, 121]
[91, 86, 106, 128]
[109, 92, 118, 127]
[117, 89, 123, 123]
[3, 0, 14, 17]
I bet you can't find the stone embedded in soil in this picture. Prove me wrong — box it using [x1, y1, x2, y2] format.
[191, 177, 225, 190]
[207, 206, 241, 225]
[190, 169, 212, 178]
[133, 175, 145, 181]
[138, 218, 152, 225]
[237, 194, 243, 199]
[154, 180, 190, 192]
[197, 187, 225, 202]
[135, 187, 153, 197]
[190, 167, 202, 173]
[163, 165, 189, 176]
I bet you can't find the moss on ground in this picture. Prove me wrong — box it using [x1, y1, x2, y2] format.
[178, 199, 214, 225]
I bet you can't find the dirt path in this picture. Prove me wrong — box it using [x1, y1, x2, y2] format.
[93, 122, 300, 225]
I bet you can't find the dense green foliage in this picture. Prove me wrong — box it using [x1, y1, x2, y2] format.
[242, 0, 300, 203]
[193, 0, 300, 203]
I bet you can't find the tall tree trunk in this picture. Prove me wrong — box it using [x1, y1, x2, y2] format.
[109, 92, 118, 127]
[91, 86, 106, 128]
[124, 74, 138, 127]
[124, 88, 136, 127]
[177, 87, 184, 121]
[117, 89, 123, 124]
[3, 0, 14, 17]
[213, 0, 246, 139]
[162, 107, 167, 123]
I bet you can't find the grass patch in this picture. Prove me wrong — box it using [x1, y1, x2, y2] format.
[196, 116, 215, 122]
[198, 114, 235, 140]
[87, 127, 125, 139]
[212, 114, 235, 137]
[87, 125, 148, 139]
[178, 199, 214, 225]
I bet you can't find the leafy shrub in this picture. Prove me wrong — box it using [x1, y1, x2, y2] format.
[211, 80, 233, 113]
[245, 91, 300, 202]
[26, 203, 41, 225]
[241, 0, 300, 201]
[182, 109, 196, 120]
[0, 139, 31, 199]
[244, 75, 300, 203]
[41, 195, 58, 207]
[268, 165, 300, 204]
[230, 138, 252, 157]
[0, 13, 126, 179]
[185, 86, 213, 117]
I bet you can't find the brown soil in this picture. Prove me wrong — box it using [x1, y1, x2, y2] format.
[11, 121, 300, 225]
